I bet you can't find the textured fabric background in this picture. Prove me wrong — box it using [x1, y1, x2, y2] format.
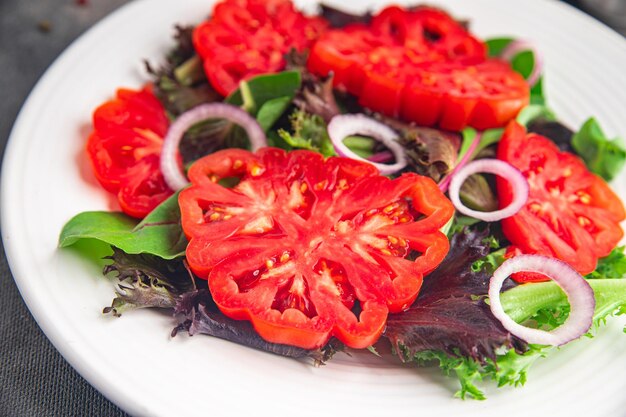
[0, 1, 620, 416]
[0, 2, 130, 416]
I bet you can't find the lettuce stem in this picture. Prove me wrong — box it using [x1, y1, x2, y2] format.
[501, 279, 626, 324]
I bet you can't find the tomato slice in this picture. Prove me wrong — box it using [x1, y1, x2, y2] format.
[307, 5, 529, 131]
[178, 148, 454, 349]
[87, 86, 173, 218]
[193, 0, 327, 96]
[497, 121, 625, 278]
[403, 60, 529, 131]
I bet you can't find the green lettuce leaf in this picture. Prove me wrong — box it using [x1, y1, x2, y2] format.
[58, 193, 187, 260]
[277, 110, 335, 156]
[227, 71, 300, 116]
[572, 117, 626, 181]
[502, 278, 626, 327]
[420, 277, 626, 400]
[587, 246, 626, 280]
[516, 104, 556, 127]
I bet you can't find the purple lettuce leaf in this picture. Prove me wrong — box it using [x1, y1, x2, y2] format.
[173, 290, 343, 364]
[102, 248, 195, 316]
[319, 3, 372, 28]
[384, 228, 526, 363]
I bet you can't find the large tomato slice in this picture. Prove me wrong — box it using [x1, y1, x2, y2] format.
[497, 121, 625, 278]
[193, 0, 327, 96]
[179, 148, 454, 349]
[307, 5, 529, 131]
[87, 86, 173, 218]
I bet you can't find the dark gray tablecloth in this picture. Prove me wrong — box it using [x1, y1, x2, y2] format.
[0, 1, 621, 416]
[0, 2, 130, 415]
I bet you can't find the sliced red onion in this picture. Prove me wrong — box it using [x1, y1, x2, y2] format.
[489, 254, 595, 346]
[327, 114, 407, 175]
[449, 159, 528, 222]
[367, 150, 394, 164]
[438, 132, 481, 193]
[500, 39, 544, 88]
[160, 103, 267, 191]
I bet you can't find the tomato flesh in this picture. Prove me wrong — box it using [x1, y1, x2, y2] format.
[193, 0, 327, 96]
[307, 6, 529, 131]
[87, 86, 173, 218]
[497, 122, 625, 278]
[179, 148, 454, 349]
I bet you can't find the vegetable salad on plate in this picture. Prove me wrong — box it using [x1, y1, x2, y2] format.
[58, 0, 626, 399]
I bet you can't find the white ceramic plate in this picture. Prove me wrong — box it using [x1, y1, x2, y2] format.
[3, 0, 626, 416]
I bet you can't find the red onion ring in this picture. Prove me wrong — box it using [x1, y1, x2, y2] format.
[160, 103, 267, 191]
[500, 39, 544, 88]
[438, 132, 481, 193]
[489, 255, 595, 346]
[449, 159, 528, 222]
[327, 114, 407, 175]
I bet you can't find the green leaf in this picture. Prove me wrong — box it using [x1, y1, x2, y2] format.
[460, 174, 498, 213]
[471, 247, 506, 274]
[516, 104, 556, 127]
[459, 127, 504, 161]
[476, 128, 504, 155]
[277, 110, 335, 157]
[501, 279, 626, 326]
[482, 345, 546, 388]
[587, 246, 626, 279]
[411, 350, 487, 400]
[226, 71, 301, 116]
[485, 37, 513, 57]
[457, 128, 478, 162]
[510, 50, 534, 80]
[256, 96, 293, 132]
[343, 136, 375, 152]
[173, 55, 204, 87]
[446, 215, 481, 237]
[410, 277, 626, 400]
[572, 117, 626, 181]
[59, 193, 187, 260]
[529, 77, 545, 105]
[459, 104, 557, 157]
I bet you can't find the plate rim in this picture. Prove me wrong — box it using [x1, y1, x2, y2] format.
[2, 0, 626, 416]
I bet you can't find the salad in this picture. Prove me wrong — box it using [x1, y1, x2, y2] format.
[58, 0, 626, 399]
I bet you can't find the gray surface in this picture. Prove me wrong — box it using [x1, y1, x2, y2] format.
[0, 1, 622, 416]
[0, 1, 130, 416]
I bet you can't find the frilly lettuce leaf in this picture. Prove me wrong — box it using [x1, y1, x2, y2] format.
[102, 248, 194, 316]
[587, 246, 626, 280]
[277, 109, 335, 156]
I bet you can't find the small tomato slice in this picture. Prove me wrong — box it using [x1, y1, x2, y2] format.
[402, 60, 529, 131]
[307, 25, 378, 93]
[193, 0, 327, 96]
[307, 5, 529, 131]
[497, 121, 625, 278]
[87, 86, 173, 218]
[372, 5, 486, 64]
[179, 148, 454, 349]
